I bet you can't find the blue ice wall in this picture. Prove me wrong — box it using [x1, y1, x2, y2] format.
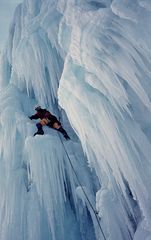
[1, 0, 151, 239]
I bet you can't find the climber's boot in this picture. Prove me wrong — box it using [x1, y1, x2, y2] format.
[58, 126, 70, 140]
[34, 123, 44, 136]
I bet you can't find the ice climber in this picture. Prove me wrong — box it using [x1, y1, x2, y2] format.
[29, 106, 70, 140]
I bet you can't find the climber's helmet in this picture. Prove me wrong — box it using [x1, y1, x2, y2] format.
[35, 105, 41, 111]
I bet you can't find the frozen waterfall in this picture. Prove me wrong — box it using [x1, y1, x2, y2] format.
[1, 0, 151, 239]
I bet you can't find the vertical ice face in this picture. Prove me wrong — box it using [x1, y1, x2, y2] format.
[1, 0, 151, 239]
[58, 0, 151, 239]
[0, 1, 99, 240]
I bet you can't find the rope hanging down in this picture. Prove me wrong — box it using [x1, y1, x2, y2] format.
[58, 134, 107, 240]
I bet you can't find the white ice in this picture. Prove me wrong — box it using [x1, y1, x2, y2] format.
[1, 0, 151, 239]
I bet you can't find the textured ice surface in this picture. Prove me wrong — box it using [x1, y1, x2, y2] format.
[0, 84, 98, 240]
[1, 0, 151, 239]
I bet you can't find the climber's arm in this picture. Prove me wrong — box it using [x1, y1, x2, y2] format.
[29, 113, 39, 120]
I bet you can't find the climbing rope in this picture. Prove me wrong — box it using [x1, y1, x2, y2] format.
[58, 134, 107, 240]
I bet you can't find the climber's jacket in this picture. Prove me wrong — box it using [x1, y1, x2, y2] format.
[29, 109, 61, 127]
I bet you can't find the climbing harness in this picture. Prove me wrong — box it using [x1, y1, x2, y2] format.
[58, 133, 107, 240]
